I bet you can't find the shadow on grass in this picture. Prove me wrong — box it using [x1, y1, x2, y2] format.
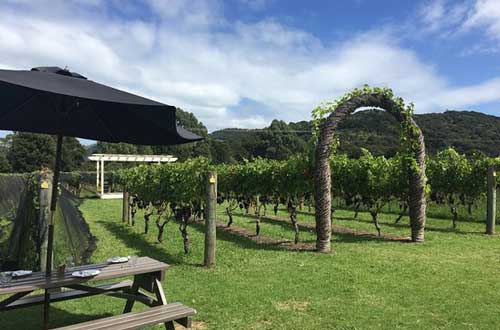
[230, 212, 312, 229]
[0, 305, 114, 329]
[333, 216, 357, 221]
[98, 221, 183, 265]
[189, 220, 288, 252]
[236, 212, 315, 228]
[216, 214, 407, 245]
[294, 203, 487, 224]
[272, 207, 319, 217]
[100, 215, 410, 260]
[350, 217, 486, 235]
[259, 215, 410, 242]
[339, 208, 487, 224]
[298, 231, 409, 244]
[259, 216, 314, 231]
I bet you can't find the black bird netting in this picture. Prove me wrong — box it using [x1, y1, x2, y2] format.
[0, 174, 37, 270]
[56, 187, 96, 266]
[0, 173, 96, 271]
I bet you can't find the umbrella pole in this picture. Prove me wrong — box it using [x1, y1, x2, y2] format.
[43, 134, 63, 330]
[45, 134, 63, 275]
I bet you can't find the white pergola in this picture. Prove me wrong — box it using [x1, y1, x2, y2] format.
[88, 153, 178, 199]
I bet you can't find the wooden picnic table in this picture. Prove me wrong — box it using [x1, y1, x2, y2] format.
[0, 256, 173, 329]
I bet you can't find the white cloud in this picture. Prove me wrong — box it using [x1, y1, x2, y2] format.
[463, 0, 500, 39]
[419, 0, 447, 31]
[418, 0, 469, 36]
[227, 115, 269, 128]
[239, 0, 272, 11]
[0, 0, 499, 132]
[147, 0, 224, 28]
[435, 78, 500, 108]
[418, 0, 500, 47]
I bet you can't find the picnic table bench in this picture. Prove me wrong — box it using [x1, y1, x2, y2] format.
[53, 303, 196, 330]
[0, 257, 196, 329]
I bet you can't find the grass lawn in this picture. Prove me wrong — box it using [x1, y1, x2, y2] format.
[2, 198, 500, 329]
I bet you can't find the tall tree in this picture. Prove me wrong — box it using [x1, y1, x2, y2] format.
[258, 120, 308, 160]
[0, 153, 11, 173]
[7, 132, 56, 172]
[60, 136, 86, 171]
[95, 142, 138, 154]
[7, 132, 85, 173]
[208, 139, 235, 164]
[0, 138, 11, 172]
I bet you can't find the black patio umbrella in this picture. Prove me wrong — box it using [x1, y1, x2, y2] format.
[0, 66, 203, 276]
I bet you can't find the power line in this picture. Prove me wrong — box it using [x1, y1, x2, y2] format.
[184, 128, 313, 133]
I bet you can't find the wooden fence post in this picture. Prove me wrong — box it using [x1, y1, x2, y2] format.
[486, 166, 496, 235]
[39, 170, 52, 272]
[122, 189, 130, 224]
[204, 171, 217, 267]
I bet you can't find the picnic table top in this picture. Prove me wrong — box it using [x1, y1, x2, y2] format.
[0, 256, 169, 295]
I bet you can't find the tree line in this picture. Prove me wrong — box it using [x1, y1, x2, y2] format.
[2, 109, 500, 173]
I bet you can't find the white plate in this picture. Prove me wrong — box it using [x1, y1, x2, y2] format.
[107, 256, 129, 264]
[12, 270, 32, 278]
[71, 269, 101, 278]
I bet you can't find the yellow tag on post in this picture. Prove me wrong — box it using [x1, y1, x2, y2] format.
[41, 181, 49, 189]
[209, 175, 216, 184]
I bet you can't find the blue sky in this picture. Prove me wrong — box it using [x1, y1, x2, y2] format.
[1, 0, 500, 136]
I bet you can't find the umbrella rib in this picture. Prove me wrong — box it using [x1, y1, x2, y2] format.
[87, 105, 117, 141]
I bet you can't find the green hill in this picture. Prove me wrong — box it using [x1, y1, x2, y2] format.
[210, 110, 500, 159]
[83, 110, 500, 163]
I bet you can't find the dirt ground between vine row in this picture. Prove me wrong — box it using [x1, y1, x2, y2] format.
[212, 213, 409, 252]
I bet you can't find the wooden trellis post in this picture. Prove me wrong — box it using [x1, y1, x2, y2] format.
[486, 166, 496, 235]
[122, 189, 130, 224]
[39, 170, 52, 272]
[204, 171, 217, 267]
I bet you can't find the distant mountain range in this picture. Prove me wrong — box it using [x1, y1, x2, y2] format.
[82, 110, 500, 162]
[210, 110, 500, 159]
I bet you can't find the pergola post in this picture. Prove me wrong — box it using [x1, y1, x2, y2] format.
[100, 159, 104, 196]
[96, 160, 100, 193]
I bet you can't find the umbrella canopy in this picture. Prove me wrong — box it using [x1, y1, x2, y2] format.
[0, 67, 202, 144]
[0, 67, 203, 281]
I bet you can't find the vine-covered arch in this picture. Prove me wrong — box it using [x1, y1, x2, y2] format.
[313, 86, 427, 253]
